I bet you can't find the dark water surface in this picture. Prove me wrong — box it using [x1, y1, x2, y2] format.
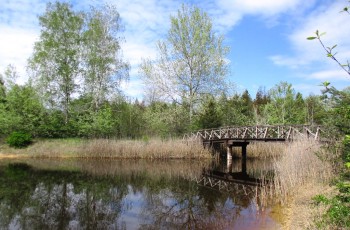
[0, 158, 281, 229]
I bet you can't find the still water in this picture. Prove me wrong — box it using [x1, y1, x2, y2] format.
[0, 158, 281, 229]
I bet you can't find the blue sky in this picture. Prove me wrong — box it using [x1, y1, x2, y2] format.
[1, 0, 349, 99]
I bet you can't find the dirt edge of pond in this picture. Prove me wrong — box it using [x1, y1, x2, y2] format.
[281, 183, 336, 230]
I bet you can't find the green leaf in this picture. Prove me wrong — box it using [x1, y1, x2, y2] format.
[307, 37, 317, 40]
[327, 53, 333, 57]
[345, 162, 350, 169]
[319, 32, 326, 36]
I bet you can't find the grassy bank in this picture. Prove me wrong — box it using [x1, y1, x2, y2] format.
[0, 138, 212, 159]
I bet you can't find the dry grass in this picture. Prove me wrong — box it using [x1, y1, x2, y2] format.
[78, 139, 211, 159]
[271, 140, 334, 201]
[0, 138, 211, 159]
[229, 141, 286, 159]
[0, 138, 82, 157]
[255, 140, 336, 229]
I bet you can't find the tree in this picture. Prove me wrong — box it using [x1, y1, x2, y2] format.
[217, 93, 253, 126]
[29, 2, 84, 124]
[0, 64, 18, 91]
[253, 87, 270, 124]
[0, 75, 6, 104]
[305, 95, 326, 125]
[195, 95, 222, 129]
[140, 4, 229, 124]
[5, 84, 45, 136]
[241, 90, 254, 120]
[264, 82, 304, 124]
[82, 5, 129, 111]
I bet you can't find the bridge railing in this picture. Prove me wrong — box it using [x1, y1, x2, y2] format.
[183, 125, 323, 142]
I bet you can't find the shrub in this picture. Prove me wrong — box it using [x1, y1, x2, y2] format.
[6, 131, 32, 148]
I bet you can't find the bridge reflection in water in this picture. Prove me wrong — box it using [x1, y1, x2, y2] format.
[193, 158, 271, 196]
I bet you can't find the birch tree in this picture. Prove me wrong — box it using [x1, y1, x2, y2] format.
[28, 2, 83, 124]
[140, 4, 229, 122]
[82, 5, 129, 111]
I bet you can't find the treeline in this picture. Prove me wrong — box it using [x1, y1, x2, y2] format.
[0, 76, 333, 139]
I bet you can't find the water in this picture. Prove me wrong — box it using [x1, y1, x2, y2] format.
[0, 158, 281, 229]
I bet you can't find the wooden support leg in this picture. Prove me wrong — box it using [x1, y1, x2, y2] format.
[227, 145, 232, 161]
[227, 157, 232, 173]
[242, 144, 247, 174]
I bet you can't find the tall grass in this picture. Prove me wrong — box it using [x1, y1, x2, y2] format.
[4, 138, 212, 159]
[228, 141, 286, 159]
[78, 139, 211, 159]
[257, 140, 335, 207]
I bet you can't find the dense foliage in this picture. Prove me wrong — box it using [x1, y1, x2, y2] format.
[6, 132, 32, 148]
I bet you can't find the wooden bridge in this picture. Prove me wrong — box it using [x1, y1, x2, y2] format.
[184, 125, 323, 161]
[183, 125, 322, 142]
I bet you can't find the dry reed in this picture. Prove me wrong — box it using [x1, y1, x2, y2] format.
[255, 139, 334, 209]
[78, 139, 211, 159]
[2, 138, 211, 159]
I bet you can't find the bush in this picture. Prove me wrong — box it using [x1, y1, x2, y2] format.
[6, 132, 32, 148]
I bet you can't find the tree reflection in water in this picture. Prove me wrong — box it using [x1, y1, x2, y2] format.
[0, 159, 279, 229]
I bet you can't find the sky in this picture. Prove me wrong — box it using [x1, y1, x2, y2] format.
[1, 0, 350, 100]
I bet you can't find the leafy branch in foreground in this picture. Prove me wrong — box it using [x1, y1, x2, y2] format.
[307, 30, 350, 76]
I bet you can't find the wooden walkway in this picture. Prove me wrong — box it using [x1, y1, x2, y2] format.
[183, 125, 322, 142]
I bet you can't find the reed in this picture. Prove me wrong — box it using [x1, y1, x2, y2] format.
[256, 140, 334, 208]
[7, 138, 211, 159]
[78, 138, 211, 159]
[227, 141, 287, 159]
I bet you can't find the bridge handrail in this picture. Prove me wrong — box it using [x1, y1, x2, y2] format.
[183, 124, 323, 142]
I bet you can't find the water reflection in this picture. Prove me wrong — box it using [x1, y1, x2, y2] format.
[0, 159, 279, 229]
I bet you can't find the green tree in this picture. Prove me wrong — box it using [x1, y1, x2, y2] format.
[218, 93, 253, 126]
[305, 95, 326, 125]
[0, 75, 6, 104]
[0, 64, 18, 91]
[82, 5, 129, 111]
[29, 2, 84, 124]
[253, 87, 270, 124]
[195, 96, 222, 129]
[0, 83, 46, 137]
[140, 4, 229, 124]
[264, 82, 305, 124]
[241, 90, 254, 120]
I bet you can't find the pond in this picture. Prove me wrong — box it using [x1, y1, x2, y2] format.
[0, 158, 282, 229]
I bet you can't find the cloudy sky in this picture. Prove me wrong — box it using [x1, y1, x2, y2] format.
[1, 0, 349, 99]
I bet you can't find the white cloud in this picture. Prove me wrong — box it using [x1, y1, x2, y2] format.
[218, 0, 304, 15]
[0, 0, 48, 82]
[307, 69, 350, 81]
[270, 1, 350, 81]
[120, 78, 144, 99]
[293, 83, 323, 95]
[0, 26, 38, 83]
